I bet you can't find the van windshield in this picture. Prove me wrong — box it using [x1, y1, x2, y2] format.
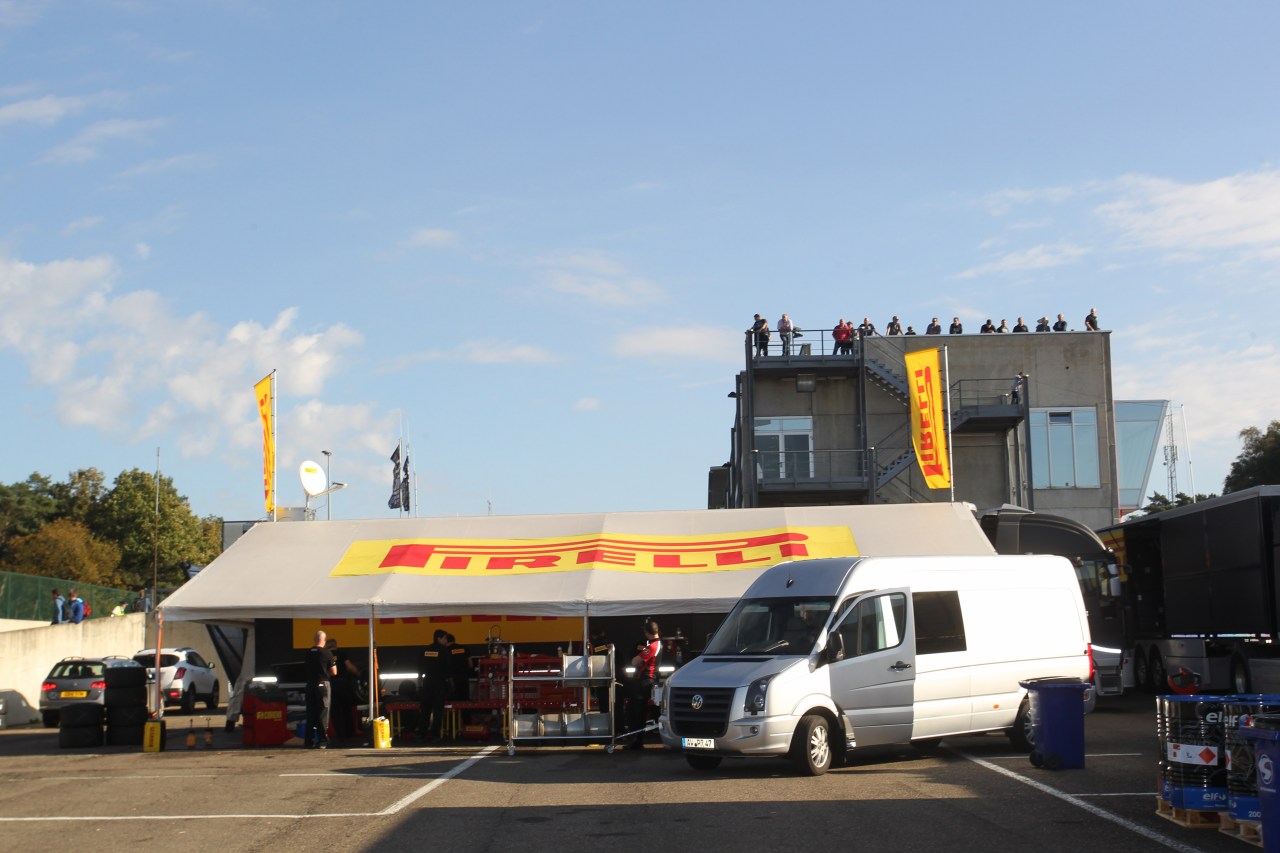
[703, 597, 835, 656]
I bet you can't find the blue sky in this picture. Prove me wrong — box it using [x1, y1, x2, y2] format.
[2, 2, 1277, 522]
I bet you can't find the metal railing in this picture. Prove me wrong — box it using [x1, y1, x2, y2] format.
[754, 449, 871, 483]
[950, 378, 1020, 409]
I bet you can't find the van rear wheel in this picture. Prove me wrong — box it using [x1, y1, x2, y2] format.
[1008, 697, 1034, 752]
[790, 714, 833, 776]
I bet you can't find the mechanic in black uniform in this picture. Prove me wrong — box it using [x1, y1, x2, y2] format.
[417, 629, 452, 742]
[304, 630, 336, 749]
[446, 633, 471, 700]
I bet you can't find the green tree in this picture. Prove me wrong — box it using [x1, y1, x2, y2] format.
[91, 469, 222, 588]
[49, 468, 107, 524]
[0, 473, 58, 562]
[1139, 491, 1218, 515]
[1224, 420, 1280, 493]
[2, 518, 123, 586]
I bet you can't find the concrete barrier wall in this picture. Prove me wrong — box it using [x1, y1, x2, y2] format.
[0, 614, 227, 725]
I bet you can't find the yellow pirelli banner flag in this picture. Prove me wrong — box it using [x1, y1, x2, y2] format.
[254, 372, 275, 514]
[903, 348, 951, 489]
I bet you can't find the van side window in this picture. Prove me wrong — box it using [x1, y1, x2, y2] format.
[835, 593, 906, 657]
[913, 591, 967, 654]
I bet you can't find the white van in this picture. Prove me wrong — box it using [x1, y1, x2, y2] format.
[658, 555, 1091, 775]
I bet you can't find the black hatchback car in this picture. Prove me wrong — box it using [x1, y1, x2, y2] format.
[39, 656, 143, 727]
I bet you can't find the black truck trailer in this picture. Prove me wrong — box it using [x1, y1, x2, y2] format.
[1097, 485, 1280, 694]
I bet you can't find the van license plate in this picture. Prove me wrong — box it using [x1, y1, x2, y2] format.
[61, 691, 88, 698]
[682, 737, 715, 750]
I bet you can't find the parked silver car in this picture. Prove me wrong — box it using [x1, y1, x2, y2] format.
[39, 656, 143, 727]
[133, 647, 220, 712]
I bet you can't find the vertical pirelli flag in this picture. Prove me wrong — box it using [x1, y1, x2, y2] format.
[902, 347, 951, 490]
[254, 371, 277, 518]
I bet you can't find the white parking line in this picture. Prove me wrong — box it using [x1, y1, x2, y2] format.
[952, 749, 1202, 853]
[0, 745, 497, 823]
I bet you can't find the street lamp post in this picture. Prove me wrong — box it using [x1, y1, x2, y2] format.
[322, 450, 333, 520]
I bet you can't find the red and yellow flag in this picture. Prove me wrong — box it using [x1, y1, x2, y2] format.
[903, 348, 951, 489]
[254, 373, 275, 514]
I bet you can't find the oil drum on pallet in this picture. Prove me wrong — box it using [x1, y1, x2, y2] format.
[1160, 694, 1228, 811]
[1224, 694, 1280, 822]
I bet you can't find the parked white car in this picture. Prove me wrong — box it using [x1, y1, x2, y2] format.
[133, 647, 220, 712]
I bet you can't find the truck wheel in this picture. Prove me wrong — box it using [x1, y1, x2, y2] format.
[686, 754, 723, 771]
[1231, 656, 1253, 694]
[1147, 650, 1166, 693]
[1132, 648, 1149, 692]
[1008, 697, 1034, 752]
[790, 714, 833, 776]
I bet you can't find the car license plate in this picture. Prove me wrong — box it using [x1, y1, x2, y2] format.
[61, 691, 88, 698]
[682, 737, 715, 750]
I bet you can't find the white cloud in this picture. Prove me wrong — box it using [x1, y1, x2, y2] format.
[1096, 170, 1280, 255]
[0, 251, 363, 454]
[954, 243, 1089, 279]
[613, 325, 742, 363]
[573, 397, 601, 411]
[42, 118, 166, 164]
[118, 153, 212, 178]
[404, 228, 460, 249]
[534, 249, 664, 306]
[135, 242, 151, 259]
[62, 215, 104, 235]
[0, 94, 92, 127]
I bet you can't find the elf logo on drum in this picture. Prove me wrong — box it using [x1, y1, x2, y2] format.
[1259, 753, 1275, 788]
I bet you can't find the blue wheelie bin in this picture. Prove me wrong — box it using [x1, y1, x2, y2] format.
[1241, 715, 1280, 853]
[1019, 677, 1090, 770]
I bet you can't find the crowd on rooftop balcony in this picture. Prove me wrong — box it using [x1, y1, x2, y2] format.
[747, 308, 1100, 356]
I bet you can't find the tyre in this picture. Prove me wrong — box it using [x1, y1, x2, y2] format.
[206, 681, 219, 711]
[181, 687, 196, 714]
[1147, 649, 1166, 693]
[105, 666, 146, 689]
[107, 704, 150, 728]
[60, 702, 104, 728]
[59, 725, 104, 749]
[686, 753, 723, 771]
[105, 686, 147, 708]
[106, 725, 145, 747]
[1231, 655, 1252, 694]
[1007, 697, 1034, 752]
[1132, 647, 1150, 692]
[42, 710, 59, 728]
[790, 713, 833, 776]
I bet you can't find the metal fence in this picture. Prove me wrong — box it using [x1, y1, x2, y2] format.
[0, 571, 136, 622]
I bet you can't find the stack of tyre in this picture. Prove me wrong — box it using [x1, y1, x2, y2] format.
[58, 702, 105, 749]
[104, 665, 150, 746]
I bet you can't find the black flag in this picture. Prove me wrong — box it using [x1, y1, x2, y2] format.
[388, 446, 402, 510]
[400, 451, 411, 512]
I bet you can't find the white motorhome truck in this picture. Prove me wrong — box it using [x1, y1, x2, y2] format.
[658, 554, 1092, 775]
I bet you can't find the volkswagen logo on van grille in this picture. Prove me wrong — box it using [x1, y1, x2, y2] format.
[691, 694, 704, 710]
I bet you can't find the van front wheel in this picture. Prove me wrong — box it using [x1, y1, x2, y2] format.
[791, 714, 833, 776]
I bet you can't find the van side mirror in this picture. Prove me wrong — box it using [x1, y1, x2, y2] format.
[825, 631, 845, 664]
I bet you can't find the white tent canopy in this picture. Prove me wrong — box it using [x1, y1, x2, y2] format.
[160, 503, 996, 623]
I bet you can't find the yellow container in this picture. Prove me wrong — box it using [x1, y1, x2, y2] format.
[372, 716, 391, 749]
[143, 719, 166, 753]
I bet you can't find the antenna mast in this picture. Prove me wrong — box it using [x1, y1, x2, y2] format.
[1163, 404, 1179, 499]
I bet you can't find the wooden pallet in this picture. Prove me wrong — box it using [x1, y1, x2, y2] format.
[1155, 797, 1222, 829]
[1218, 814, 1263, 848]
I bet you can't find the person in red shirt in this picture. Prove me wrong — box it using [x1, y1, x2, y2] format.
[624, 620, 662, 749]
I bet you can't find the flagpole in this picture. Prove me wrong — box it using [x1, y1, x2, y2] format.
[943, 346, 955, 502]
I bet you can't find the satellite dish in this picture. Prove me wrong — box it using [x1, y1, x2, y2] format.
[299, 460, 328, 497]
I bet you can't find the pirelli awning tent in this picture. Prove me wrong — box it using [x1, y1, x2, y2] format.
[159, 503, 996, 623]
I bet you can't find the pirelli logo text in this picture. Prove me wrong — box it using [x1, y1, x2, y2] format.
[329, 526, 858, 577]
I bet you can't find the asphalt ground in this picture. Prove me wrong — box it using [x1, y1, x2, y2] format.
[0, 694, 1260, 853]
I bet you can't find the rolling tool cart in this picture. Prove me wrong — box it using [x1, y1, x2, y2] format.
[505, 644, 616, 755]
